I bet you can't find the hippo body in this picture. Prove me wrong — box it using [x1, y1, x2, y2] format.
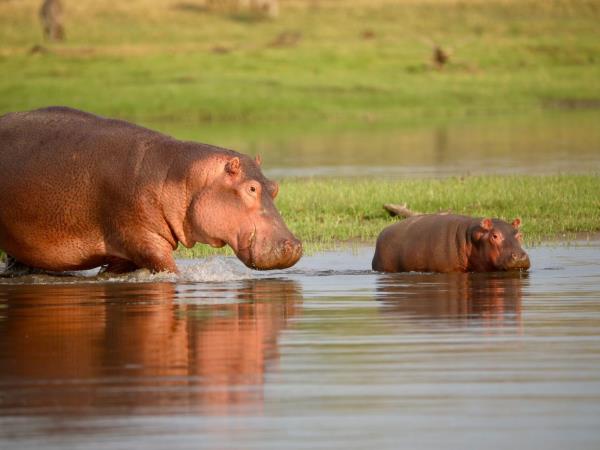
[372, 214, 530, 273]
[0, 107, 302, 274]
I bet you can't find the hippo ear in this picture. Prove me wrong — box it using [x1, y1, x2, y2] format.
[471, 219, 492, 242]
[255, 154, 262, 166]
[472, 218, 493, 242]
[512, 218, 521, 229]
[480, 218, 493, 231]
[270, 181, 279, 199]
[225, 157, 241, 175]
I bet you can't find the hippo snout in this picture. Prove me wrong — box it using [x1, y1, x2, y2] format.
[282, 237, 302, 257]
[274, 237, 303, 269]
[250, 237, 303, 270]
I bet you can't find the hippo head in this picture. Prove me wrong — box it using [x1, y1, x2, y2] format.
[186, 154, 302, 270]
[469, 218, 530, 271]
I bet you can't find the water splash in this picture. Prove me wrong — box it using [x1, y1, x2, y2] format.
[0, 257, 254, 285]
[96, 257, 254, 283]
[178, 257, 254, 282]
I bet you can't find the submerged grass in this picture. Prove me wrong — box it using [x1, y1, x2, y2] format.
[178, 174, 600, 257]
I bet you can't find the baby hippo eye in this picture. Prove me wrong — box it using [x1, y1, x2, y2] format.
[250, 186, 256, 192]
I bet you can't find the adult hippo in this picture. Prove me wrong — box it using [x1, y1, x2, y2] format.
[0, 107, 302, 274]
[372, 214, 530, 273]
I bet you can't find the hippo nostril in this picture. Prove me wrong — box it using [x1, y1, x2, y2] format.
[510, 252, 530, 271]
[280, 238, 302, 261]
[282, 239, 299, 253]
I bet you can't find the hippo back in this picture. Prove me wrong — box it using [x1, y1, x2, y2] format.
[372, 214, 474, 273]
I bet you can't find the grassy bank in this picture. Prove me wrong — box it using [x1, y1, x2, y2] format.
[177, 174, 600, 257]
[0, 174, 598, 262]
[1, 0, 599, 135]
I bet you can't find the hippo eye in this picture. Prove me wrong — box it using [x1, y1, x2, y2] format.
[250, 186, 256, 192]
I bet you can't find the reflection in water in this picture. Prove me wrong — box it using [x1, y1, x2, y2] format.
[0, 279, 302, 415]
[1, 246, 600, 450]
[376, 272, 526, 329]
[433, 126, 449, 168]
[239, 112, 600, 177]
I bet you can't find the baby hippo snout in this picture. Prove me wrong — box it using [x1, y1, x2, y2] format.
[509, 251, 530, 271]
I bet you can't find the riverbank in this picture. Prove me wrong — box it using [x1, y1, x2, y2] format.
[0, 175, 597, 262]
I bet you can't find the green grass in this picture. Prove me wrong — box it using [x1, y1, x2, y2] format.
[177, 174, 600, 257]
[1, 175, 598, 262]
[1, 0, 599, 135]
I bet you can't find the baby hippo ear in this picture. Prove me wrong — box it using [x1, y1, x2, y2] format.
[480, 218, 493, 231]
[225, 157, 241, 175]
[512, 218, 521, 229]
[255, 154, 262, 166]
[471, 218, 492, 242]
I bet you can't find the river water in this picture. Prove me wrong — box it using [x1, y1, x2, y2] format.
[166, 112, 600, 178]
[1, 242, 599, 449]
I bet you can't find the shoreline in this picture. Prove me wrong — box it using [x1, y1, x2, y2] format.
[1, 234, 599, 271]
[293, 233, 600, 255]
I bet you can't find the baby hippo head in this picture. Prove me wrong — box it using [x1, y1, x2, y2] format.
[469, 217, 530, 272]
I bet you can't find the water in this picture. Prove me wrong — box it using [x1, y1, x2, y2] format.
[1, 242, 600, 449]
[167, 112, 600, 178]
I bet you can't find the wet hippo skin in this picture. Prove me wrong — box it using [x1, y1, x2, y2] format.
[0, 107, 302, 274]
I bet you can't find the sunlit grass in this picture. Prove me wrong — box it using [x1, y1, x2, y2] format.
[1, 0, 599, 134]
[1, 175, 598, 261]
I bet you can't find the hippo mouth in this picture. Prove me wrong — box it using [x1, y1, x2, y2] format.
[502, 252, 531, 271]
[506, 262, 530, 271]
[233, 226, 257, 268]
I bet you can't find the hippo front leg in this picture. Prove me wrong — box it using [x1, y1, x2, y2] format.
[125, 238, 179, 274]
[99, 257, 141, 275]
[135, 252, 178, 274]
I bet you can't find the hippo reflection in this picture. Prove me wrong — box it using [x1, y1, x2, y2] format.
[375, 272, 527, 327]
[0, 279, 301, 414]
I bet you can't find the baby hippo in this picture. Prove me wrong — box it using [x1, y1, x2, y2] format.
[372, 214, 530, 273]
